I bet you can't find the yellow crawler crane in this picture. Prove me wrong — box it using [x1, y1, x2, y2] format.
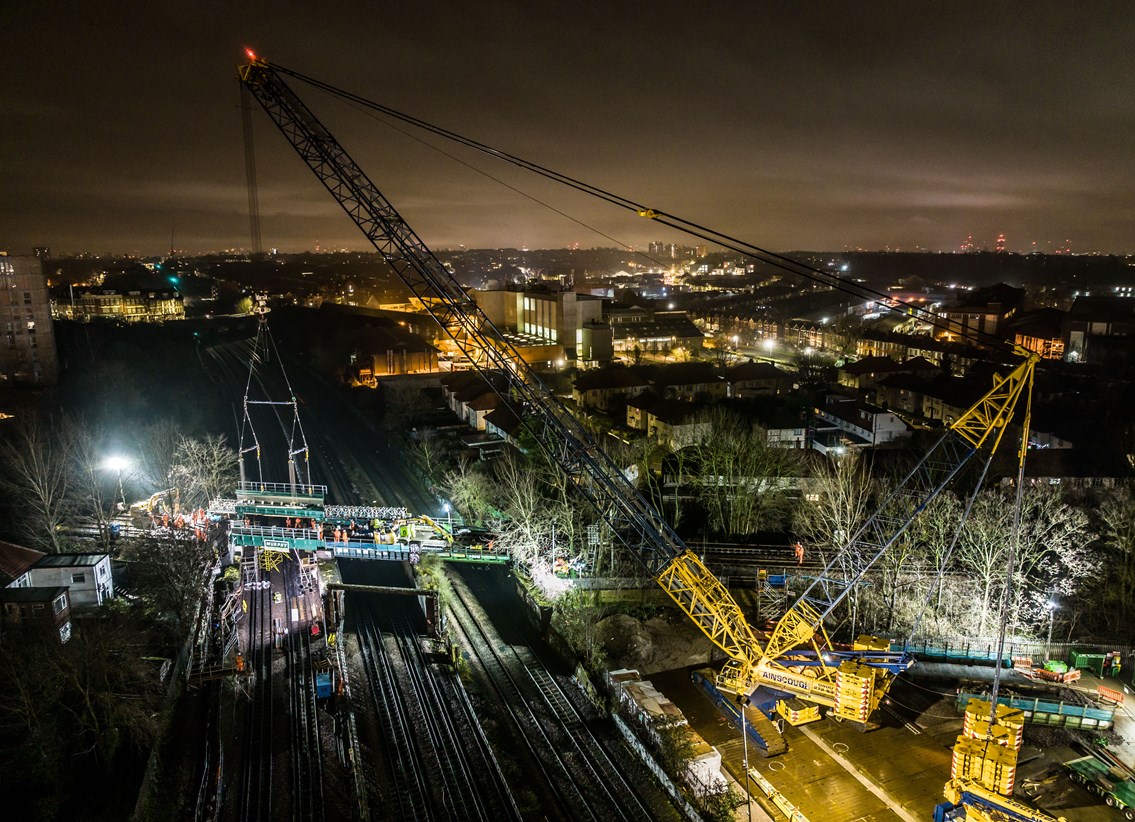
[238, 51, 1039, 731]
[656, 350, 1037, 722]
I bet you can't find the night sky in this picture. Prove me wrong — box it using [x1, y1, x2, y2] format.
[3, 2, 1134, 256]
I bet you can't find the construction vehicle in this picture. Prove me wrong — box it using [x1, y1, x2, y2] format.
[935, 778, 1065, 822]
[238, 52, 1039, 735]
[1064, 755, 1135, 819]
[387, 516, 453, 551]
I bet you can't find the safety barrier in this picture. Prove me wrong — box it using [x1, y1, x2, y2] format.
[957, 692, 1114, 730]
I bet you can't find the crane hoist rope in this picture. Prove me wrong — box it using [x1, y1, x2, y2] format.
[237, 52, 1039, 724]
[267, 59, 1023, 359]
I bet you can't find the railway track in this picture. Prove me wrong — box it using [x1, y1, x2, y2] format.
[448, 569, 676, 822]
[283, 559, 325, 822]
[352, 581, 518, 821]
[356, 609, 431, 818]
[238, 559, 274, 822]
[193, 685, 223, 822]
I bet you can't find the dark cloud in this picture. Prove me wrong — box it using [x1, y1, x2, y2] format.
[2, 2, 1134, 255]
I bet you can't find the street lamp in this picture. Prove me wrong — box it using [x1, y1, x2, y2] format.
[442, 502, 452, 535]
[1046, 600, 1058, 652]
[102, 455, 132, 511]
[737, 693, 753, 822]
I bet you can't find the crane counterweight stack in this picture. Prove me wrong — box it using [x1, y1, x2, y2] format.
[237, 52, 1041, 737]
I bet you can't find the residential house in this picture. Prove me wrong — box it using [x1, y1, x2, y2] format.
[626, 393, 659, 431]
[484, 404, 523, 449]
[1064, 296, 1135, 364]
[462, 390, 503, 432]
[29, 553, 114, 608]
[749, 404, 808, 449]
[645, 400, 711, 449]
[856, 329, 983, 372]
[837, 356, 908, 392]
[441, 371, 508, 426]
[0, 539, 46, 588]
[875, 374, 981, 425]
[0, 586, 71, 643]
[572, 368, 651, 413]
[725, 361, 793, 398]
[813, 399, 911, 452]
[653, 362, 727, 402]
[56, 287, 184, 323]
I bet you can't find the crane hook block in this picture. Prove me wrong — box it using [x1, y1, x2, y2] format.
[637, 208, 660, 219]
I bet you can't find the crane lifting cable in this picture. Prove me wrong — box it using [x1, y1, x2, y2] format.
[237, 52, 1038, 728]
[240, 82, 263, 255]
[237, 293, 311, 489]
[270, 61, 1021, 359]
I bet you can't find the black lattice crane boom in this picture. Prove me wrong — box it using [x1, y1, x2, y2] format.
[237, 52, 1038, 726]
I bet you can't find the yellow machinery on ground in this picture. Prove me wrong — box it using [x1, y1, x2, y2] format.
[239, 52, 1040, 731]
[386, 516, 453, 551]
[940, 778, 1065, 822]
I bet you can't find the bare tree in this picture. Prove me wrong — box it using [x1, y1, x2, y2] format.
[955, 487, 1096, 637]
[689, 407, 802, 536]
[118, 532, 214, 626]
[136, 419, 184, 514]
[172, 433, 238, 508]
[68, 419, 118, 550]
[0, 414, 74, 551]
[442, 457, 496, 526]
[898, 491, 964, 636]
[793, 451, 871, 560]
[792, 349, 831, 386]
[1099, 486, 1135, 628]
[1009, 487, 1096, 635]
[793, 451, 872, 636]
[45, 612, 163, 767]
[491, 450, 550, 566]
[707, 333, 739, 369]
[382, 382, 432, 433]
[408, 428, 447, 484]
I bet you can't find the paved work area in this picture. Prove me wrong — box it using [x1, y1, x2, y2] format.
[651, 667, 1121, 821]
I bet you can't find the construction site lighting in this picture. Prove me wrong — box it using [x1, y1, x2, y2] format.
[102, 455, 132, 473]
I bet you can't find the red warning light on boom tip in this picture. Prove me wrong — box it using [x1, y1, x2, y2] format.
[245, 48, 257, 61]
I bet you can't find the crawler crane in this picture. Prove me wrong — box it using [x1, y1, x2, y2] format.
[237, 52, 1039, 729]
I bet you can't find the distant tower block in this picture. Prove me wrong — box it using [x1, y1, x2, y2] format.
[996, 233, 1006, 253]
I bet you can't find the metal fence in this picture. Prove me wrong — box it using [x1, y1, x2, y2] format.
[899, 637, 1133, 665]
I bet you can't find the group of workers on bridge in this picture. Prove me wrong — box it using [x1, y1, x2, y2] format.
[150, 506, 213, 543]
[239, 514, 404, 547]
